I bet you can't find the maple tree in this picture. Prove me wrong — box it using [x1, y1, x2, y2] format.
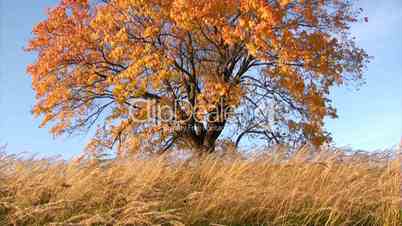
[27, 0, 369, 155]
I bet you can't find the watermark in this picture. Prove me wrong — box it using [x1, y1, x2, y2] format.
[128, 97, 278, 132]
[130, 98, 236, 124]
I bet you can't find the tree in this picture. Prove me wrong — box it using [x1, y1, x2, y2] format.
[26, 0, 369, 155]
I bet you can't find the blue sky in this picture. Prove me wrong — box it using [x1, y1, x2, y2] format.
[0, 0, 401, 158]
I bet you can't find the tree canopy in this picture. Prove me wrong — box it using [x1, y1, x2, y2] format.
[26, 0, 369, 155]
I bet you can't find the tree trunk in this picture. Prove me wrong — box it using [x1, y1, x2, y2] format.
[187, 121, 225, 154]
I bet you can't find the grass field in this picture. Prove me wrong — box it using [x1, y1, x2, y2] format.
[0, 147, 400, 226]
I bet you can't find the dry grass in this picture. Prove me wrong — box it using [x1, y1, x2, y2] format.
[0, 147, 400, 226]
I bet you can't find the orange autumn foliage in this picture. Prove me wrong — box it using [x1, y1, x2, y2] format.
[26, 0, 369, 155]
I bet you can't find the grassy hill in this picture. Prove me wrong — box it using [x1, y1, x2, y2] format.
[0, 147, 400, 225]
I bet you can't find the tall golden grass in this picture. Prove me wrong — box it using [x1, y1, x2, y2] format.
[0, 147, 400, 226]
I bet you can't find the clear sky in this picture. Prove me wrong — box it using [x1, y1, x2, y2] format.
[0, 0, 401, 158]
